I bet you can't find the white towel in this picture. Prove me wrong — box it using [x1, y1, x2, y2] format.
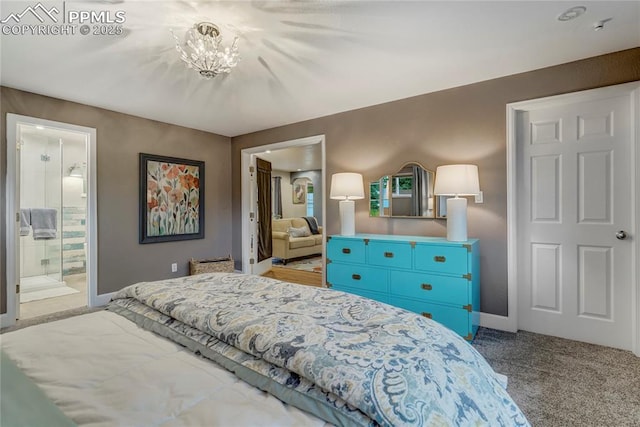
[30, 208, 57, 240]
[20, 209, 31, 236]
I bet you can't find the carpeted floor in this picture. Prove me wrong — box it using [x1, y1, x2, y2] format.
[0, 306, 102, 334]
[473, 327, 640, 426]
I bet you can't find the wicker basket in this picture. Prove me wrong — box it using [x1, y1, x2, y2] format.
[189, 256, 234, 275]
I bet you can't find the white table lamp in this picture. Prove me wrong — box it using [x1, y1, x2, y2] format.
[330, 172, 365, 236]
[434, 164, 480, 242]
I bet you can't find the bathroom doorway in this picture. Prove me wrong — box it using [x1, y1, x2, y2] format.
[3, 114, 98, 326]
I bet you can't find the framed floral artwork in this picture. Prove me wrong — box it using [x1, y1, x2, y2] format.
[139, 153, 205, 243]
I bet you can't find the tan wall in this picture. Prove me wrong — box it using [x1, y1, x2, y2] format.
[231, 48, 640, 316]
[272, 170, 307, 218]
[1, 87, 233, 314]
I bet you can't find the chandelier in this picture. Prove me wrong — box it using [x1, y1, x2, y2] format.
[171, 22, 240, 79]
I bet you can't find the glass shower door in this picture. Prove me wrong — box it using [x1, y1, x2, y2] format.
[44, 136, 63, 283]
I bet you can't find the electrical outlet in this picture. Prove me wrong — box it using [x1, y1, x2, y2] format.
[171, 263, 178, 273]
[474, 191, 484, 204]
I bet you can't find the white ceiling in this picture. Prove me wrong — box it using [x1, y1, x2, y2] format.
[258, 143, 322, 172]
[1, 1, 638, 137]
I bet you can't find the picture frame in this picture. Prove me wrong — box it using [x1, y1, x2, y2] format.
[139, 153, 205, 244]
[292, 180, 306, 204]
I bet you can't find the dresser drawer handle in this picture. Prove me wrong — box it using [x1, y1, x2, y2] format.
[342, 248, 351, 254]
[421, 283, 432, 291]
[434, 256, 446, 263]
[352, 274, 361, 280]
[421, 312, 432, 319]
[384, 252, 394, 258]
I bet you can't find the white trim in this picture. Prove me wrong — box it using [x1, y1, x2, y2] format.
[506, 81, 640, 353]
[241, 135, 326, 283]
[505, 104, 519, 333]
[5, 116, 19, 325]
[479, 312, 512, 332]
[86, 123, 99, 308]
[633, 85, 640, 357]
[94, 292, 116, 307]
[4, 114, 98, 327]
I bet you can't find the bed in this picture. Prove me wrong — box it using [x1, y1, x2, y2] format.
[1, 272, 529, 426]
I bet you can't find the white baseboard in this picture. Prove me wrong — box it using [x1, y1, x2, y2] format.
[91, 292, 116, 307]
[480, 312, 516, 333]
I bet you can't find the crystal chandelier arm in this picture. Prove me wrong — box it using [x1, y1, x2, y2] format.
[171, 22, 240, 79]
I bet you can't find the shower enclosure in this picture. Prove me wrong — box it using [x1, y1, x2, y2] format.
[5, 114, 94, 324]
[19, 129, 65, 296]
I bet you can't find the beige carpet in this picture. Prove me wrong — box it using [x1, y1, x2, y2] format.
[472, 328, 640, 426]
[0, 306, 102, 334]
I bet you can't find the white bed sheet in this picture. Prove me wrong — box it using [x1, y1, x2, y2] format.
[0, 310, 329, 427]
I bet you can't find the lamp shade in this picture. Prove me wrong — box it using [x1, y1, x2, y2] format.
[433, 164, 480, 196]
[330, 173, 365, 200]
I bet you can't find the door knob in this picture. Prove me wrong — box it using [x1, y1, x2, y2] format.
[615, 230, 627, 240]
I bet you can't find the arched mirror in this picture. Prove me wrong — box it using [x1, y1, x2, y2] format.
[369, 162, 437, 218]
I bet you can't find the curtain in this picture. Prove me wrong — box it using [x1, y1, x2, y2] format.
[256, 158, 272, 262]
[411, 165, 430, 216]
[272, 176, 282, 219]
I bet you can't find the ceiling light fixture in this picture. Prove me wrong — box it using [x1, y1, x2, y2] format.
[557, 6, 587, 21]
[171, 22, 240, 79]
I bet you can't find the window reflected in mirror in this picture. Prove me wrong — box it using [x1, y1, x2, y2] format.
[370, 162, 439, 218]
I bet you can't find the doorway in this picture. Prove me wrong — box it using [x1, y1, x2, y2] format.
[241, 135, 326, 285]
[3, 114, 98, 327]
[507, 82, 639, 354]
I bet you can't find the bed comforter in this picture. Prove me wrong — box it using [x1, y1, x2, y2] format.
[110, 272, 529, 427]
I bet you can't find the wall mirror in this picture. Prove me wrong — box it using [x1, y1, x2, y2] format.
[370, 162, 441, 218]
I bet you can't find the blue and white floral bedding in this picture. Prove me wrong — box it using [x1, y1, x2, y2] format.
[110, 272, 529, 427]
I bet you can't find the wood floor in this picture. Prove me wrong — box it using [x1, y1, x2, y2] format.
[262, 266, 323, 287]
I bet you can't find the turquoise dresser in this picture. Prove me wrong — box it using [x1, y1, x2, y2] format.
[326, 234, 480, 341]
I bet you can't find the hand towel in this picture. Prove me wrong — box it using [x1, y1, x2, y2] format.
[30, 208, 57, 240]
[19, 209, 31, 236]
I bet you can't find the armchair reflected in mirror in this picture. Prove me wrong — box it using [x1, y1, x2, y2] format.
[370, 162, 438, 219]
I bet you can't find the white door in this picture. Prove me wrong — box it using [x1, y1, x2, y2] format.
[247, 155, 272, 275]
[517, 88, 635, 350]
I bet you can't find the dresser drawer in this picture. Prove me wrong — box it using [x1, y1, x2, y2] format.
[327, 263, 388, 293]
[390, 270, 469, 305]
[368, 241, 412, 269]
[414, 244, 469, 275]
[391, 296, 471, 337]
[327, 234, 479, 341]
[327, 238, 366, 264]
[331, 285, 390, 304]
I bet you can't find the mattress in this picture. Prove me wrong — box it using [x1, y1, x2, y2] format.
[0, 310, 328, 427]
